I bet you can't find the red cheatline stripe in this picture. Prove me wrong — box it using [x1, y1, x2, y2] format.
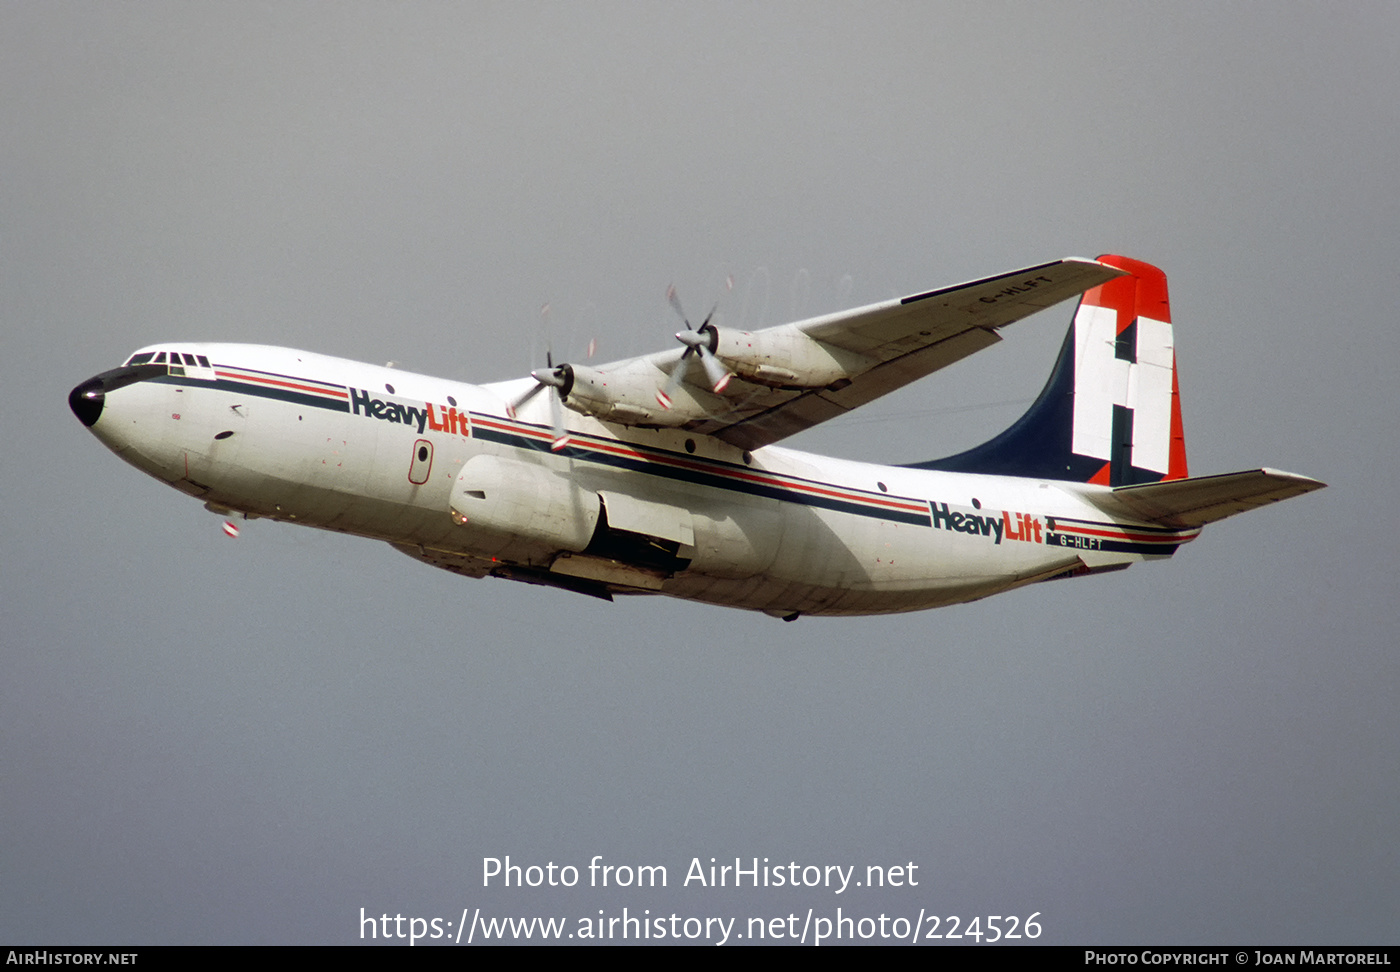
[1055, 523, 1199, 543]
[475, 416, 927, 513]
[476, 418, 550, 439]
[561, 427, 924, 512]
[214, 369, 348, 398]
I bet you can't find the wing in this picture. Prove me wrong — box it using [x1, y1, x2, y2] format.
[694, 257, 1127, 449]
[486, 258, 1126, 449]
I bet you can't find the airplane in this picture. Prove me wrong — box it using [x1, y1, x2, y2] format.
[68, 254, 1323, 620]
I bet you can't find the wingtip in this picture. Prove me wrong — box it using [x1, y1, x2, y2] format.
[1062, 255, 1132, 278]
[1257, 467, 1328, 491]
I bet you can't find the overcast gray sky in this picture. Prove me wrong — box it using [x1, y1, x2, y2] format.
[4, 2, 1396, 945]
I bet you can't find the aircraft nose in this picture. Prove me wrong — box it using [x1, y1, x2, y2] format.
[69, 376, 105, 427]
[69, 363, 167, 429]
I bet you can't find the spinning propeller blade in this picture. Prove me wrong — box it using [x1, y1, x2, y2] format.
[658, 282, 734, 407]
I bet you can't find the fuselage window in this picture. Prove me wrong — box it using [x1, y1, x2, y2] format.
[408, 439, 434, 485]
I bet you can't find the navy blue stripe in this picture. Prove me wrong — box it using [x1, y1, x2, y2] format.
[1049, 515, 1189, 537]
[151, 375, 350, 413]
[474, 424, 933, 527]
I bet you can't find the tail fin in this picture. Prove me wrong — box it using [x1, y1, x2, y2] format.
[909, 254, 1188, 487]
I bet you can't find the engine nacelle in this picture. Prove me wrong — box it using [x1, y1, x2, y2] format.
[559, 362, 710, 426]
[706, 325, 872, 388]
[448, 454, 599, 564]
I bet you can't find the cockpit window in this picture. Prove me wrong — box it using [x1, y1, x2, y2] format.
[121, 349, 215, 374]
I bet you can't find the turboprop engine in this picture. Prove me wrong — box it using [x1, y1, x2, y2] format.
[509, 358, 715, 434]
[509, 318, 875, 434]
[558, 362, 711, 426]
[689, 323, 872, 389]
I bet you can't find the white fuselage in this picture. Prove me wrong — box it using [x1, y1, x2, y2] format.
[81, 344, 1196, 617]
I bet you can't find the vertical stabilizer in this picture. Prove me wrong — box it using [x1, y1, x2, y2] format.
[909, 255, 1188, 487]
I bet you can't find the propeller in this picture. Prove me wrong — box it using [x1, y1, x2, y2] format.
[657, 281, 734, 410]
[506, 349, 574, 450]
[506, 305, 584, 450]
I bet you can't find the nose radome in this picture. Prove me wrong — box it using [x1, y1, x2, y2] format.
[69, 377, 105, 427]
[69, 362, 169, 429]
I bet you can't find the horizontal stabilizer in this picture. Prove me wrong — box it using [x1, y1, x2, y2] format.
[1083, 468, 1325, 528]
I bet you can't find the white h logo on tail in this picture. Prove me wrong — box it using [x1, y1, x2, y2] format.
[1071, 303, 1175, 476]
